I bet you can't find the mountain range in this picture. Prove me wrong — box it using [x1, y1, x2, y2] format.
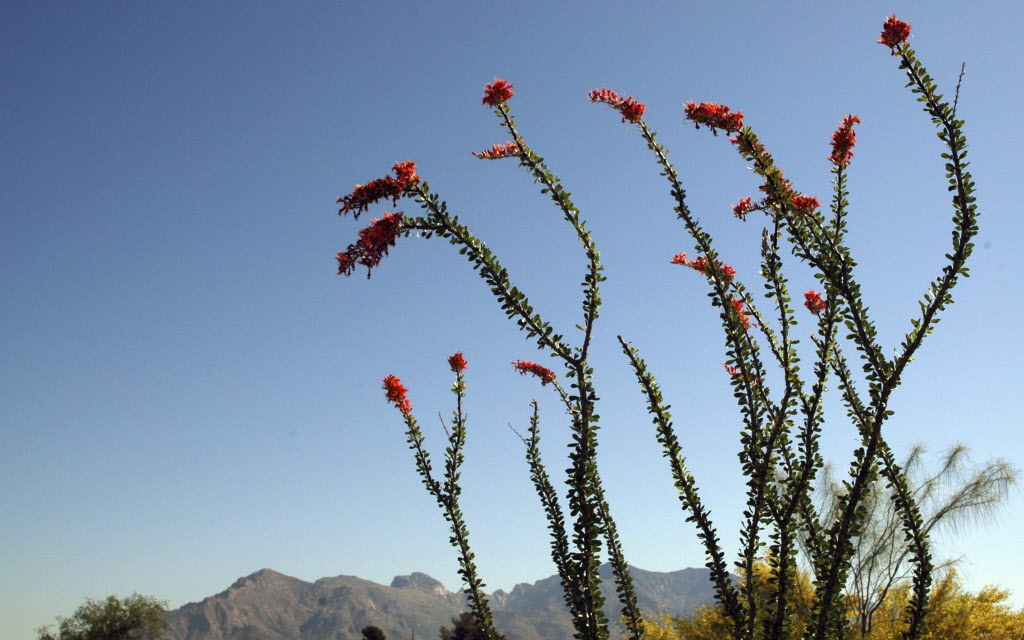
[166, 564, 718, 640]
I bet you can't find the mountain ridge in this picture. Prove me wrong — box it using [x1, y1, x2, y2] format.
[167, 564, 718, 640]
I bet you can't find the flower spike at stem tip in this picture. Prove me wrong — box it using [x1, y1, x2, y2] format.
[337, 161, 419, 219]
[878, 14, 912, 50]
[511, 360, 557, 386]
[684, 101, 744, 135]
[589, 87, 646, 123]
[335, 161, 414, 275]
[336, 212, 404, 278]
[382, 374, 411, 415]
[448, 352, 468, 373]
[828, 115, 861, 167]
[482, 78, 515, 106]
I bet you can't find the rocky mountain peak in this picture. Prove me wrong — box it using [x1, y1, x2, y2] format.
[226, 568, 284, 590]
[390, 571, 450, 596]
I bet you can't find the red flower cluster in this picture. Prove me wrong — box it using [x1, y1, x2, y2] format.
[732, 133, 818, 220]
[671, 253, 737, 282]
[383, 374, 411, 415]
[337, 161, 419, 219]
[723, 362, 741, 377]
[791, 195, 821, 215]
[392, 160, 418, 184]
[685, 102, 744, 134]
[482, 78, 515, 106]
[732, 196, 756, 221]
[511, 360, 557, 385]
[731, 298, 754, 329]
[878, 14, 911, 50]
[336, 212, 404, 277]
[589, 87, 646, 123]
[727, 121, 821, 224]
[828, 115, 861, 167]
[804, 290, 827, 315]
[472, 141, 522, 160]
[448, 352, 468, 373]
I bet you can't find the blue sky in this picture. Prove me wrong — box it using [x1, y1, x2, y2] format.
[3, 2, 1022, 638]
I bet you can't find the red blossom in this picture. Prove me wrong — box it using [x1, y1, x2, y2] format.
[731, 297, 755, 329]
[448, 352, 468, 373]
[382, 374, 411, 415]
[685, 102, 744, 135]
[732, 196, 756, 221]
[878, 14, 911, 50]
[337, 161, 419, 219]
[828, 115, 861, 167]
[791, 195, 821, 215]
[729, 128, 818, 220]
[336, 212, 404, 278]
[619, 99, 646, 124]
[472, 141, 522, 160]
[804, 290, 827, 315]
[672, 253, 736, 282]
[392, 160, 418, 185]
[589, 87, 621, 104]
[335, 251, 357, 276]
[482, 78, 515, 106]
[690, 257, 711, 274]
[511, 360, 557, 385]
[724, 362, 741, 377]
[589, 87, 647, 123]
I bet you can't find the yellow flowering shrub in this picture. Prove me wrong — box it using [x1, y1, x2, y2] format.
[641, 568, 1024, 640]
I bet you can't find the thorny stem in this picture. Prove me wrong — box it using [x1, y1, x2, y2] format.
[402, 373, 500, 640]
[618, 336, 742, 637]
[638, 120, 793, 639]
[402, 194, 574, 363]
[490, 101, 645, 640]
[517, 401, 583, 624]
[495, 104, 604, 364]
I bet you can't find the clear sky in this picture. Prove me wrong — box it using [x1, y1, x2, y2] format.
[3, 2, 1022, 638]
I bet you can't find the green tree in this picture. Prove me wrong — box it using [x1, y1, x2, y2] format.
[36, 593, 168, 640]
[362, 625, 387, 640]
[438, 612, 506, 640]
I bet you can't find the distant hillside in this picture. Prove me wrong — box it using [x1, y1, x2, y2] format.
[166, 564, 718, 640]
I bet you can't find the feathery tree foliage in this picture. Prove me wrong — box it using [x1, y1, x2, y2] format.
[810, 445, 1017, 637]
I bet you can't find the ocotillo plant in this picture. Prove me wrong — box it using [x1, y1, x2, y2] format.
[332, 15, 978, 640]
